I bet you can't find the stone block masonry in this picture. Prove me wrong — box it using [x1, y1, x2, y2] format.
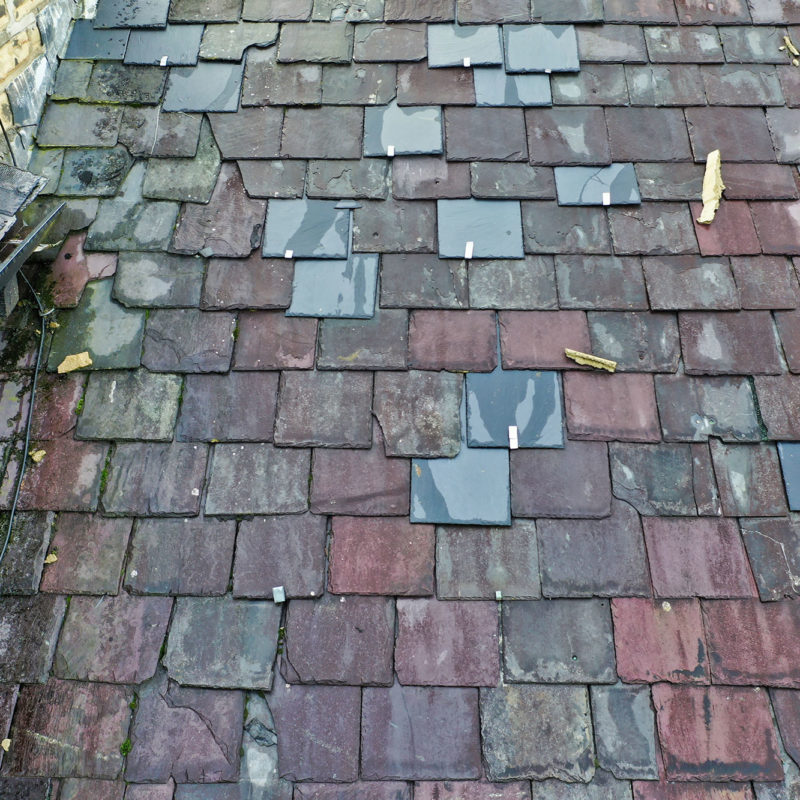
[0, 0, 74, 166]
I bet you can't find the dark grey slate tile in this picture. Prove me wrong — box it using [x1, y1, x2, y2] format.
[380, 253, 468, 308]
[51, 61, 93, 100]
[437, 199, 524, 259]
[411, 396, 511, 526]
[56, 145, 133, 197]
[36, 102, 122, 147]
[287, 254, 379, 318]
[363, 100, 443, 157]
[239, 159, 308, 197]
[94, 0, 170, 28]
[278, 20, 354, 62]
[242, 46, 322, 105]
[142, 117, 221, 202]
[199, 21, 279, 60]
[47, 280, 145, 371]
[118, 106, 202, 157]
[318, 307, 408, 369]
[163, 61, 244, 112]
[471, 163, 555, 199]
[392, 156, 469, 200]
[469, 256, 558, 309]
[263, 199, 349, 258]
[503, 599, 617, 683]
[171, 0, 243, 20]
[124, 24, 204, 64]
[778, 442, 800, 511]
[64, 20, 129, 60]
[427, 24, 503, 67]
[307, 159, 389, 199]
[113, 252, 205, 307]
[591, 684, 658, 780]
[85, 63, 167, 105]
[209, 107, 283, 159]
[313, 0, 385, 21]
[467, 367, 563, 448]
[473, 67, 552, 107]
[321, 63, 396, 105]
[504, 24, 579, 73]
[86, 163, 179, 251]
[352, 198, 436, 252]
[353, 22, 427, 62]
[555, 163, 641, 206]
[531, 0, 602, 22]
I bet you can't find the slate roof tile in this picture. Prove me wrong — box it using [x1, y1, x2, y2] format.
[17, 2, 800, 794]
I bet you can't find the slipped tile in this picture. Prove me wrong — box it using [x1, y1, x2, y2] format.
[233, 513, 326, 599]
[437, 199, 524, 259]
[5, 680, 130, 779]
[47, 279, 145, 371]
[263, 198, 349, 258]
[364, 100, 443, 156]
[54, 594, 172, 684]
[481, 684, 594, 782]
[41, 514, 131, 596]
[126, 517, 235, 596]
[473, 67, 552, 107]
[124, 24, 204, 65]
[411, 396, 510, 526]
[142, 118, 221, 203]
[93, 0, 170, 28]
[504, 24, 580, 72]
[436, 521, 541, 600]
[362, 683, 481, 779]
[427, 24, 503, 68]
[126, 669, 242, 783]
[287, 254, 379, 318]
[467, 366, 563, 448]
[163, 61, 245, 112]
[64, 20, 129, 60]
[86, 163, 179, 251]
[166, 596, 281, 689]
[712, 440, 787, 517]
[114, 252, 205, 307]
[555, 163, 641, 206]
[778, 442, 800, 511]
[239, 160, 307, 198]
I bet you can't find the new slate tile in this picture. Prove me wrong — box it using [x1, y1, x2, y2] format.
[427, 24, 503, 68]
[124, 24, 204, 65]
[437, 199, 524, 259]
[64, 20, 129, 60]
[555, 163, 641, 206]
[411, 396, 510, 526]
[363, 100, 443, 156]
[473, 68, 552, 107]
[163, 61, 245, 112]
[466, 366, 563, 448]
[263, 199, 349, 258]
[287, 254, 379, 318]
[93, 0, 170, 28]
[778, 442, 800, 511]
[503, 24, 579, 73]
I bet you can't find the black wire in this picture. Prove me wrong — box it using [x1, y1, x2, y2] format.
[0, 272, 54, 575]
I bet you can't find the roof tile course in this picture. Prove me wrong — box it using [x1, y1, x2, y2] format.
[5, 3, 800, 795]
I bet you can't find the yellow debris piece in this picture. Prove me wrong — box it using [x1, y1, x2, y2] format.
[785, 35, 800, 57]
[57, 351, 92, 374]
[697, 149, 725, 225]
[43, 553, 58, 565]
[1, 739, 10, 752]
[29, 449, 46, 463]
[564, 348, 617, 373]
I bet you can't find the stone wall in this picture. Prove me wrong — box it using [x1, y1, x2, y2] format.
[0, 0, 73, 167]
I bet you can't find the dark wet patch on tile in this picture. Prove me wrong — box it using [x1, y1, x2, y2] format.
[124, 23, 204, 65]
[94, 0, 170, 28]
[64, 20, 129, 60]
[263, 198, 350, 258]
[778, 442, 800, 511]
[411, 395, 511, 526]
[287, 253, 379, 318]
[555, 163, 641, 206]
[427, 24, 503, 68]
[364, 100, 443, 156]
[163, 61, 245, 112]
[473, 67, 552, 106]
[437, 199, 524, 259]
[467, 365, 563, 448]
[504, 24, 580, 72]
